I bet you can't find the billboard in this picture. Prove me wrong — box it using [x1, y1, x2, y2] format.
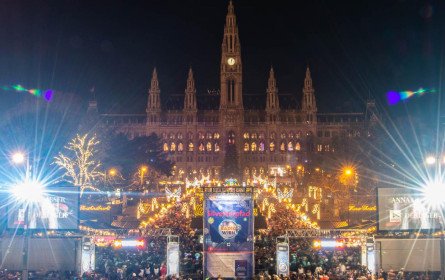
[377, 187, 441, 231]
[167, 242, 180, 276]
[204, 193, 254, 278]
[8, 186, 79, 230]
[276, 243, 289, 276]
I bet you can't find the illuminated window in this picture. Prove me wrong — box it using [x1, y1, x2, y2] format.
[214, 143, 220, 152]
[259, 142, 265, 152]
[171, 142, 176, 151]
[178, 142, 183, 152]
[270, 142, 275, 152]
[251, 133, 257, 139]
[259, 132, 265, 139]
[324, 145, 330, 152]
[206, 142, 212, 151]
[244, 167, 250, 175]
[289, 132, 294, 138]
[270, 132, 276, 139]
[280, 142, 286, 151]
[206, 132, 212, 139]
[163, 143, 169, 152]
[198, 132, 204, 139]
[281, 131, 286, 139]
[199, 143, 205, 152]
[177, 133, 183, 139]
[188, 142, 194, 152]
[252, 167, 257, 175]
[296, 142, 301, 151]
[317, 144, 323, 152]
[288, 142, 293, 151]
[251, 142, 257, 152]
[214, 133, 220, 139]
[260, 167, 265, 174]
[169, 133, 175, 139]
[243, 132, 250, 139]
[244, 142, 249, 152]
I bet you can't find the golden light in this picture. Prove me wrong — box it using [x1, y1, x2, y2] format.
[109, 169, 116, 176]
[315, 168, 320, 172]
[141, 166, 147, 172]
[297, 166, 302, 170]
[344, 168, 353, 175]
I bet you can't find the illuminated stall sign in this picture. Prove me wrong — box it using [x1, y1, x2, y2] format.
[276, 243, 289, 276]
[204, 193, 254, 278]
[80, 205, 111, 211]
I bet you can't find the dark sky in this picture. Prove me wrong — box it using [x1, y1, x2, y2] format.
[0, 0, 443, 115]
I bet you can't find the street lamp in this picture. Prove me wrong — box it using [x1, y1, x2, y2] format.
[140, 166, 147, 187]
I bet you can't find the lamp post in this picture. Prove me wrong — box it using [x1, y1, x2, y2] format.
[425, 156, 445, 280]
[140, 167, 147, 188]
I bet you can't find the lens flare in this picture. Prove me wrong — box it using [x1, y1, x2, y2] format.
[1, 85, 53, 101]
[387, 88, 436, 105]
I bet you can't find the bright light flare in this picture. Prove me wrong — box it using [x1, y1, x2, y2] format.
[12, 152, 25, 164]
[11, 179, 45, 202]
[426, 156, 436, 165]
[422, 181, 445, 209]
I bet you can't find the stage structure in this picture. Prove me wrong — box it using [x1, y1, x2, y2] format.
[276, 236, 289, 277]
[203, 184, 255, 279]
[167, 235, 180, 276]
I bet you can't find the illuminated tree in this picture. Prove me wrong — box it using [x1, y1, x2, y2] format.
[53, 134, 104, 196]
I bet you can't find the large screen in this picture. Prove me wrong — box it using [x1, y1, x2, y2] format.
[8, 186, 79, 230]
[377, 187, 441, 231]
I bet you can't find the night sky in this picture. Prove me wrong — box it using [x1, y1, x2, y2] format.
[0, 0, 443, 116]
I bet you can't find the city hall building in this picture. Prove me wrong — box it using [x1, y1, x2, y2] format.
[86, 1, 378, 181]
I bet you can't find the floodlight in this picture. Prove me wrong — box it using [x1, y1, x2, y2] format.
[11, 179, 45, 202]
[422, 182, 445, 209]
[426, 156, 436, 165]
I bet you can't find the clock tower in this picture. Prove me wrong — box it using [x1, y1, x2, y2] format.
[220, 0, 243, 111]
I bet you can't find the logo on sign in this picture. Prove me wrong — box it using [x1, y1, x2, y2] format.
[279, 263, 288, 272]
[218, 219, 241, 239]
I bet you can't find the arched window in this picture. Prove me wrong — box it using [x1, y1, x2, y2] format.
[199, 143, 205, 152]
[188, 142, 194, 152]
[198, 132, 204, 139]
[281, 131, 286, 139]
[251, 133, 257, 139]
[214, 133, 220, 139]
[178, 142, 183, 152]
[289, 132, 294, 138]
[270, 132, 276, 139]
[243, 132, 250, 139]
[259, 142, 265, 152]
[288, 142, 293, 151]
[171, 142, 176, 151]
[259, 132, 265, 139]
[187, 132, 193, 139]
[206, 132, 212, 139]
[169, 133, 175, 139]
[162, 132, 167, 139]
[270, 142, 275, 152]
[280, 142, 286, 151]
[260, 167, 265, 174]
[297, 131, 302, 139]
[251, 142, 257, 152]
[215, 143, 220, 152]
[244, 167, 250, 175]
[177, 133, 183, 139]
[295, 142, 301, 151]
[163, 143, 169, 152]
[206, 142, 212, 152]
[252, 167, 257, 175]
[244, 143, 249, 152]
[228, 131, 235, 145]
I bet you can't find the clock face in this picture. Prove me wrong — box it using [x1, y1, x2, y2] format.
[227, 58, 236, 66]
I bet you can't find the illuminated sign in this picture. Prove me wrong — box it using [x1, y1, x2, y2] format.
[313, 239, 344, 248]
[349, 205, 376, 211]
[80, 205, 111, 211]
[113, 239, 145, 248]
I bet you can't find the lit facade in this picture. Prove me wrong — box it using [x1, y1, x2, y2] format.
[88, 1, 378, 181]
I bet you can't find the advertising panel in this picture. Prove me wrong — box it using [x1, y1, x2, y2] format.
[377, 187, 441, 231]
[276, 243, 289, 276]
[204, 194, 254, 278]
[167, 242, 180, 276]
[8, 186, 79, 230]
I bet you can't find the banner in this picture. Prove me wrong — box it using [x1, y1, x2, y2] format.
[167, 242, 180, 276]
[276, 243, 289, 276]
[8, 186, 79, 230]
[204, 194, 254, 278]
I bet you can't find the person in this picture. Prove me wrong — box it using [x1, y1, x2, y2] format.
[388, 269, 396, 280]
[397, 269, 404, 280]
[161, 263, 167, 278]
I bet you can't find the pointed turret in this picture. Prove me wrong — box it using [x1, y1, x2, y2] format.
[302, 66, 317, 124]
[147, 67, 161, 112]
[266, 67, 279, 114]
[184, 67, 197, 113]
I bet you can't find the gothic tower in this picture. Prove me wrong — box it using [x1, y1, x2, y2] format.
[146, 67, 161, 131]
[265, 66, 279, 123]
[184, 67, 197, 124]
[302, 66, 317, 124]
[220, 0, 243, 113]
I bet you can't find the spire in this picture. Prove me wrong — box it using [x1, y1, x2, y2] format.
[304, 66, 312, 90]
[302, 66, 317, 123]
[184, 67, 197, 112]
[266, 66, 279, 113]
[147, 67, 161, 112]
[226, 1, 236, 27]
